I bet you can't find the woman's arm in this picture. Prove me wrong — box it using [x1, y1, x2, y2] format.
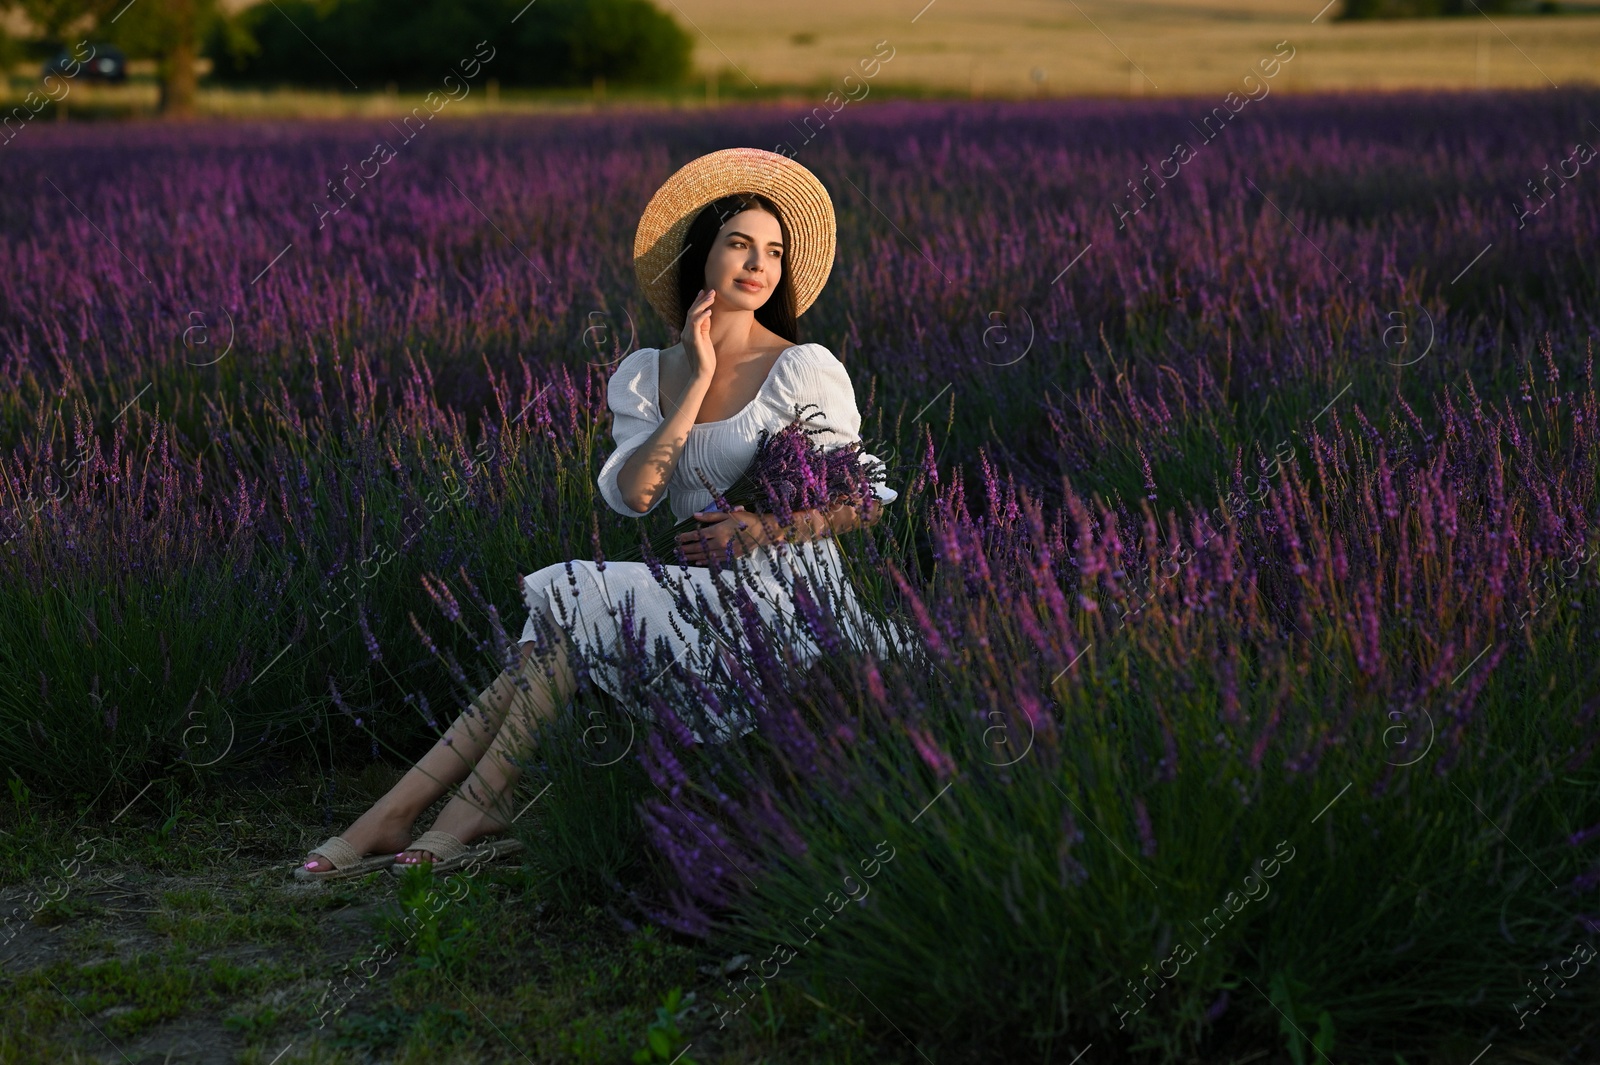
[614, 291, 722, 514]
[612, 359, 713, 514]
[749, 496, 886, 548]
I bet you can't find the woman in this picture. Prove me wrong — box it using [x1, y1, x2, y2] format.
[295, 148, 907, 880]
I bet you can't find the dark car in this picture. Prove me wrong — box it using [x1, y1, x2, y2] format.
[42, 43, 127, 84]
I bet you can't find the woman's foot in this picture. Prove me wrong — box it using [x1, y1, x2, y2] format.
[394, 792, 513, 866]
[301, 801, 417, 874]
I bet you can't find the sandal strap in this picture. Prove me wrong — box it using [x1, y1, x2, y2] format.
[407, 830, 470, 862]
[309, 835, 362, 870]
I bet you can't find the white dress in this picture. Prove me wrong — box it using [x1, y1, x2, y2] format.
[518, 341, 917, 742]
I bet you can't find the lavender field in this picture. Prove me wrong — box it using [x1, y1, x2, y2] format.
[3, 89, 1600, 1062]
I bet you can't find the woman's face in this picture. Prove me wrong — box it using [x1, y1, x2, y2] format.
[702, 207, 784, 313]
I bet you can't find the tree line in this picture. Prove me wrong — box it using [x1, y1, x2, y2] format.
[0, 0, 693, 116]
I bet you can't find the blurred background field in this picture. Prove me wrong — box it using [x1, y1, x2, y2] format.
[1, 0, 1598, 121]
[645, 0, 1600, 98]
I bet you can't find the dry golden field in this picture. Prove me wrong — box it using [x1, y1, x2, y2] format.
[670, 0, 1599, 97]
[3, 0, 1596, 117]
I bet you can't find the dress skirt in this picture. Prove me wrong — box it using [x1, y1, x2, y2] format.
[519, 536, 918, 744]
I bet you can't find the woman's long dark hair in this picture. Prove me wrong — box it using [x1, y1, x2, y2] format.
[675, 192, 799, 344]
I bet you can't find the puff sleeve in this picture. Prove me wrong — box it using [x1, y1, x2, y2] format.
[595, 347, 670, 517]
[771, 344, 898, 507]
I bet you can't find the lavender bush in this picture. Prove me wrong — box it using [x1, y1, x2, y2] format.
[625, 355, 1600, 1059]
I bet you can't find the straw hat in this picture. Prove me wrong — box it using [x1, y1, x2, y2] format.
[633, 147, 837, 330]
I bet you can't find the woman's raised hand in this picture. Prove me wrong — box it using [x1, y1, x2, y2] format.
[683, 287, 717, 382]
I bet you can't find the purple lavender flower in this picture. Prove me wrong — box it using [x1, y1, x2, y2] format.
[1132, 797, 1156, 858]
[907, 725, 957, 783]
[421, 573, 462, 623]
[1058, 807, 1088, 887]
[357, 604, 382, 663]
[408, 611, 440, 656]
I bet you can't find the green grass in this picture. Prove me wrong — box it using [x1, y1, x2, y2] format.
[0, 756, 918, 1064]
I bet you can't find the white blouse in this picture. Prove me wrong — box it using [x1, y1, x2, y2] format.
[595, 342, 897, 523]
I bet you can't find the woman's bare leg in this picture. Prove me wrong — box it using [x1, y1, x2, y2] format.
[301, 630, 573, 872]
[394, 627, 580, 865]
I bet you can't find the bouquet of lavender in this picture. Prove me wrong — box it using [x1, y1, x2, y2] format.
[614, 403, 892, 566]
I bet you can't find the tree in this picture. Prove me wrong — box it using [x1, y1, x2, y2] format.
[0, 0, 221, 117]
[2, 0, 101, 47]
[207, 0, 692, 90]
[104, 0, 224, 118]
[1338, 0, 1518, 15]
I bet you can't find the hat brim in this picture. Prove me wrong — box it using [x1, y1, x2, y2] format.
[633, 148, 836, 332]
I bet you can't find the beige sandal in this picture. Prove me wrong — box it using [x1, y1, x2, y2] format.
[292, 835, 399, 882]
[388, 829, 525, 876]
